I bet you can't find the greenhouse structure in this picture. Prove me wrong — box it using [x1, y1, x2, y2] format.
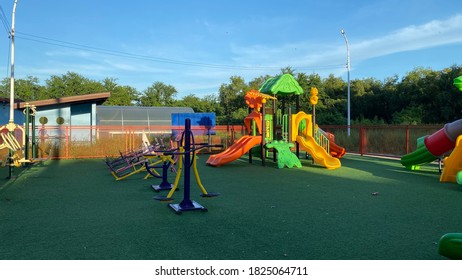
[96, 106, 194, 127]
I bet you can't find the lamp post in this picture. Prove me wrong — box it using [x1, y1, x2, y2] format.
[341, 29, 351, 136]
[6, 0, 18, 179]
[9, 0, 18, 126]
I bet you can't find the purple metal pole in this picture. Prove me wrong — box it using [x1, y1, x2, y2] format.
[179, 118, 194, 209]
[169, 118, 207, 213]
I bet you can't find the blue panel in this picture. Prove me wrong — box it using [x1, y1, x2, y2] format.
[171, 113, 216, 136]
[0, 107, 25, 125]
[71, 104, 92, 141]
[71, 104, 91, 126]
[35, 106, 71, 126]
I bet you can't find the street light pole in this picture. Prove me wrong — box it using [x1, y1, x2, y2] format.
[341, 29, 351, 136]
[6, 0, 18, 179]
[9, 0, 18, 125]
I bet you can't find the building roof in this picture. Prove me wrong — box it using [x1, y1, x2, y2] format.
[14, 92, 111, 109]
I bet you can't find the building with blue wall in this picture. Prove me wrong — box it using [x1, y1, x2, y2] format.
[3, 93, 111, 127]
[9, 92, 195, 129]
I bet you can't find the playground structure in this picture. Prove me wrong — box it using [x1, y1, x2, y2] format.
[401, 76, 462, 185]
[207, 74, 345, 169]
[400, 119, 462, 171]
[400, 76, 462, 259]
[400, 118, 462, 185]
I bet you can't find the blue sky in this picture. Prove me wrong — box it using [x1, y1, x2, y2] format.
[1, 0, 462, 98]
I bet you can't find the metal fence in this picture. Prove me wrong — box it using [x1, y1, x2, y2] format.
[320, 124, 442, 157]
[30, 125, 247, 159]
[0, 124, 445, 160]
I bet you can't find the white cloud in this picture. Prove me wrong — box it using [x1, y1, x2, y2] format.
[351, 14, 462, 61]
[14, 13, 462, 96]
[44, 50, 93, 58]
[224, 13, 462, 82]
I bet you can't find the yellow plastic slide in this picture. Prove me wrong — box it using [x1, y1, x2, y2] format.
[296, 135, 341, 170]
[440, 135, 462, 183]
[206, 135, 262, 167]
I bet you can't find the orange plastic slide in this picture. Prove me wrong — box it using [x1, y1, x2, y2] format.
[206, 135, 262, 167]
[329, 140, 346, 158]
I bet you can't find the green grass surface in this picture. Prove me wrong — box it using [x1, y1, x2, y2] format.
[1, 154, 461, 260]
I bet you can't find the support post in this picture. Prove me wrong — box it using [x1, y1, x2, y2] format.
[31, 111, 37, 158]
[169, 118, 207, 213]
[261, 102, 266, 166]
[24, 104, 30, 161]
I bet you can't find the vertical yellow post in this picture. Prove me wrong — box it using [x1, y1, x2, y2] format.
[310, 87, 319, 138]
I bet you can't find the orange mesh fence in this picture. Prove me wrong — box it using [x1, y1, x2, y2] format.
[1, 124, 445, 160]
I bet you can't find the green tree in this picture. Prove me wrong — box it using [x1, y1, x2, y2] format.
[200, 94, 220, 113]
[392, 105, 424, 124]
[381, 75, 399, 123]
[2, 63, 462, 126]
[176, 93, 220, 113]
[1, 76, 46, 101]
[45, 72, 104, 98]
[437, 65, 462, 122]
[248, 75, 271, 91]
[138, 82, 177, 106]
[218, 76, 249, 124]
[101, 78, 138, 106]
[394, 67, 441, 123]
[176, 94, 204, 112]
[280, 66, 295, 75]
[317, 74, 347, 125]
[350, 78, 385, 123]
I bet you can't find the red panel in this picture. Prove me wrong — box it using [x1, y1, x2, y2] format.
[424, 128, 455, 156]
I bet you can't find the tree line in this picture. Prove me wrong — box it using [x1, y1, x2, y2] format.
[1, 65, 462, 125]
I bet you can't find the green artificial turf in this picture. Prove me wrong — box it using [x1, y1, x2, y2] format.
[0, 154, 461, 260]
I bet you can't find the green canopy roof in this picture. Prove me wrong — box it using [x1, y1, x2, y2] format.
[454, 76, 462, 92]
[259, 74, 304, 96]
